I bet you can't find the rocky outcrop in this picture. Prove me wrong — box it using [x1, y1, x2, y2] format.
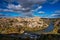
[0, 17, 49, 34]
[55, 20, 60, 27]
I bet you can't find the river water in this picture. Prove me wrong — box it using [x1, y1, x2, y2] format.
[43, 21, 54, 32]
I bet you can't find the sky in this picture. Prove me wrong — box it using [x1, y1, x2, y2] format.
[0, 0, 60, 18]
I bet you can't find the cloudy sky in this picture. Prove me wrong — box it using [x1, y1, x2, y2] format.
[0, 0, 60, 18]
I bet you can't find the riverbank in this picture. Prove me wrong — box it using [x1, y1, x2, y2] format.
[0, 34, 60, 40]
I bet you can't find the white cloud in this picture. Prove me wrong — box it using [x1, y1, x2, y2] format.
[50, 14, 60, 18]
[17, 0, 47, 4]
[4, 0, 46, 12]
[49, 0, 59, 4]
[7, 4, 43, 17]
[38, 11, 45, 14]
[7, 4, 31, 12]
[51, 14, 58, 16]
[54, 10, 60, 13]
[35, 6, 42, 11]
[4, 0, 47, 4]
[7, 4, 22, 10]
[31, 6, 42, 12]
[0, 4, 34, 17]
[50, 10, 60, 18]
[0, 0, 48, 17]
[28, 0, 47, 4]
[0, 9, 14, 12]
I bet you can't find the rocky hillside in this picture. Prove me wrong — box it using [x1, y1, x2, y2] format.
[0, 17, 49, 34]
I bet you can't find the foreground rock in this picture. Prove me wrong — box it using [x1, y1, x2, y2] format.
[0, 17, 49, 34]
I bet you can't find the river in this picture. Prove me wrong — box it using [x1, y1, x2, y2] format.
[43, 21, 54, 32]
